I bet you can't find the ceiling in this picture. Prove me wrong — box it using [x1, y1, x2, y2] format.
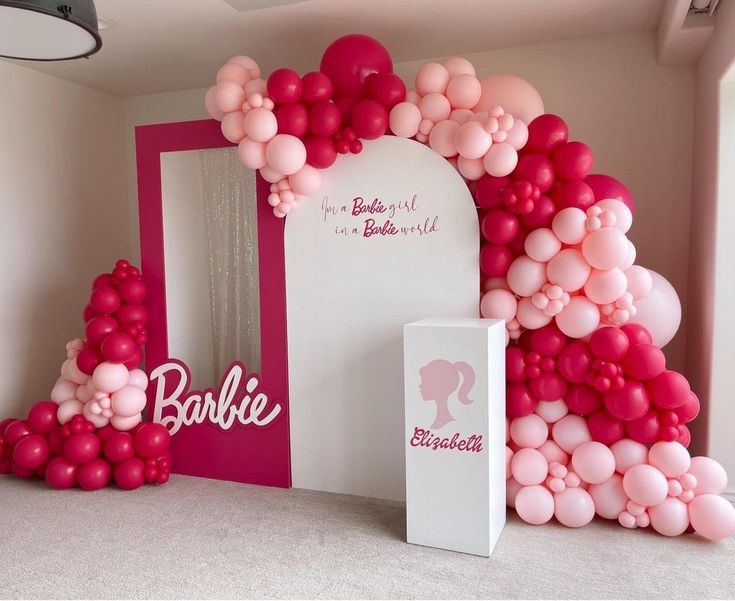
[4, 0, 666, 97]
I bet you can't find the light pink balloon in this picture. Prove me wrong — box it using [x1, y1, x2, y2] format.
[244, 77, 267, 97]
[595, 199, 632, 233]
[535, 399, 569, 424]
[445, 74, 482, 109]
[82, 401, 109, 428]
[554, 487, 596, 528]
[688, 494, 735, 540]
[506, 446, 513, 478]
[625, 265, 652, 300]
[428, 119, 460, 157]
[629, 269, 681, 348]
[475, 75, 544, 124]
[515, 485, 555, 525]
[525, 228, 561, 263]
[216, 63, 251, 87]
[265, 134, 307, 176]
[552, 208, 587, 245]
[507, 256, 547, 297]
[204, 86, 225, 121]
[546, 249, 591, 292]
[111, 385, 147, 418]
[213, 80, 246, 114]
[415, 62, 450, 95]
[259, 165, 285, 184]
[62, 357, 89, 385]
[620, 240, 637, 271]
[510, 414, 549, 448]
[688, 456, 728, 495]
[647, 441, 691, 478]
[127, 369, 148, 391]
[418, 93, 451, 122]
[456, 156, 485, 180]
[480, 288, 517, 321]
[92, 362, 130, 394]
[454, 121, 492, 159]
[243, 107, 278, 143]
[505, 119, 529, 151]
[483, 142, 518, 177]
[56, 399, 84, 425]
[584, 268, 627, 305]
[76, 383, 92, 403]
[227, 55, 260, 77]
[552, 415, 592, 454]
[449, 108, 474, 124]
[506, 477, 523, 507]
[610, 439, 649, 474]
[648, 498, 690, 537]
[538, 439, 569, 466]
[589, 473, 628, 519]
[389, 102, 422, 138]
[221, 111, 247, 143]
[511, 448, 549, 486]
[623, 464, 668, 507]
[582, 227, 629, 270]
[572, 441, 616, 484]
[516, 297, 553, 330]
[237, 137, 267, 170]
[556, 297, 599, 338]
[443, 57, 476, 77]
[50, 379, 77, 405]
[110, 413, 142, 432]
[289, 165, 322, 196]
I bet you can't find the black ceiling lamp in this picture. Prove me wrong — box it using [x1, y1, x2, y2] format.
[0, 0, 102, 61]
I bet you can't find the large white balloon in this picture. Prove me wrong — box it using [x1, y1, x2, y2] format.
[630, 269, 681, 347]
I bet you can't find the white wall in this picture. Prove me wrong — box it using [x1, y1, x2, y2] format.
[0, 60, 129, 418]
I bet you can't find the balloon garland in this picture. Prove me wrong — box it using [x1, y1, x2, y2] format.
[0, 260, 172, 491]
[204, 34, 734, 540]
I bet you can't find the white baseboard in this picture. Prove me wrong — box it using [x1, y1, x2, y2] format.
[723, 487, 735, 505]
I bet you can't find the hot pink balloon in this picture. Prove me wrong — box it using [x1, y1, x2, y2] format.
[581, 227, 628, 270]
[688, 494, 735, 540]
[589, 473, 627, 519]
[483, 142, 518, 177]
[623, 464, 668, 507]
[555, 297, 600, 338]
[552, 415, 592, 454]
[629, 269, 681, 348]
[389, 102, 422, 138]
[511, 448, 549, 486]
[554, 487, 596, 528]
[475, 75, 544, 124]
[515, 485, 555, 525]
[571, 441, 616, 484]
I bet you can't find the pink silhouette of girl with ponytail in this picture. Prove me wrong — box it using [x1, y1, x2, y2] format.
[418, 359, 476, 429]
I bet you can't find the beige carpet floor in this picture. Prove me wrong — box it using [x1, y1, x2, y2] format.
[0, 475, 733, 599]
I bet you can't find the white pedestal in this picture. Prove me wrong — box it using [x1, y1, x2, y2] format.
[404, 318, 506, 556]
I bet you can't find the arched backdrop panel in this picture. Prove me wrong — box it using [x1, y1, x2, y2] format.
[285, 137, 479, 500]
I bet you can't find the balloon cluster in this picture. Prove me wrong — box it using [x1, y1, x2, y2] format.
[0, 402, 171, 491]
[205, 34, 404, 217]
[48, 259, 150, 431]
[389, 59, 531, 179]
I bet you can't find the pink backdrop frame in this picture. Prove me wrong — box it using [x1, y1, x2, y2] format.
[135, 119, 290, 487]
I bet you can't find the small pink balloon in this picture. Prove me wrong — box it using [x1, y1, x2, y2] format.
[265, 134, 307, 176]
[221, 111, 246, 143]
[582, 227, 629, 270]
[449, 108, 474, 124]
[237, 137, 267, 170]
[688, 494, 735, 540]
[216, 63, 251, 87]
[510, 414, 549, 448]
[289, 165, 322, 196]
[556, 297, 600, 338]
[595, 198, 632, 233]
[483, 142, 518, 177]
[625, 265, 653, 300]
[552, 207, 587, 245]
[82, 402, 110, 427]
[511, 448, 549, 486]
[259, 165, 284, 184]
[571, 441, 616, 484]
[588, 473, 627, 519]
[524, 228, 561, 263]
[428, 119, 460, 157]
[584, 268, 627, 305]
[57, 399, 83, 425]
[648, 441, 691, 478]
[506, 477, 523, 507]
[552, 415, 592, 454]
[243, 107, 278, 143]
[204, 86, 225, 121]
[649, 497, 690, 537]
[415, 62, 450, 95]
[475, 75, 544, 124]
[443, 57, 476, 77]
[455, 121, 492, 159]
[480, 288, 517, 321]
[610, 439, 649, 474]
[547, 249, 591, 292]
[516, 297, 553, 330]
[505, 119, 529, 151]
[213, 80, 246, 114]
[92, 363, 130, 394]
[111, 385, 147, 418]
[554, 487, 596, 528]
[76, 384, 92, 403]
[457, 156, 486, 180]
[538, 439, 569, 465]
[688, 456, 728, 495]
[515, 485, 555, 525]
[535, 400, 569, 424]
[389, 102, 422, 138]
[623, 464, 668, 507]
[110, 413, 142, 432]
[445, 74, 482, 109]
[418, 92, 451, 122]
[507, 256, 547, 297]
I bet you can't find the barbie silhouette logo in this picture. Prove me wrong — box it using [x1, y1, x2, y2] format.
[410, 359, 483, 453]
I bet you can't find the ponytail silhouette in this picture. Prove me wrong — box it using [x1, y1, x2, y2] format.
[418, 359, 476, 429]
